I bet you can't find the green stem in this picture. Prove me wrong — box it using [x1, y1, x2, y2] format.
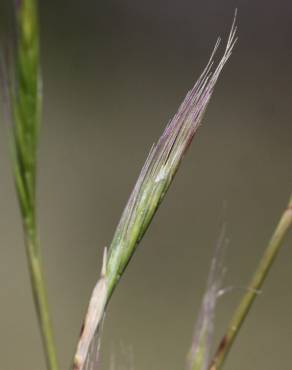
[209, 194, 292, 370]
[11, 0, 61, 368]
[26, 236, 60, 370]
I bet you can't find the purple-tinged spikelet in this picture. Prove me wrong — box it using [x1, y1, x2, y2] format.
[73, 13, 237, 370]
[106, 14, 237, 294]
[187, 228, 227, 370]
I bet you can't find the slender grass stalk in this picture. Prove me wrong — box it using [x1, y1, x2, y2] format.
[209, 193, 292, 370]
[72, 14, 237, 370]
[7, 1, 60, 370]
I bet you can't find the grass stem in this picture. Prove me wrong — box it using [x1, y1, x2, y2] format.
[8, 1, 60, 369]
[26, 237, 60, 370]
[209, 194, 292, 370]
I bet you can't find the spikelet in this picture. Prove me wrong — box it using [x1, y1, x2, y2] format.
[187, 228, 227, 370]
[11, 0, 41, 242]
[73, 13, 237, 370]
[106, 13, 237, 296]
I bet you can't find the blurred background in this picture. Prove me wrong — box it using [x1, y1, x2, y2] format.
[0, 1, 292, 370]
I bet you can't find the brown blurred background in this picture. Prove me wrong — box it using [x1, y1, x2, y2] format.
[0, 1, 292, 370]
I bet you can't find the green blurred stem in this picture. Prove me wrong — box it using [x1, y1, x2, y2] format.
[25, 234, 60, 370]
[12, 1, 60, 369]
[210, 194, 292, 370]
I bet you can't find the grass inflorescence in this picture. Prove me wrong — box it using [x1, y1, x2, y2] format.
[72, 15, 237, 370]
[5, 2, 60, 370]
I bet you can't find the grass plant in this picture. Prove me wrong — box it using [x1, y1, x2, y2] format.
[1, 2, 291, 370]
